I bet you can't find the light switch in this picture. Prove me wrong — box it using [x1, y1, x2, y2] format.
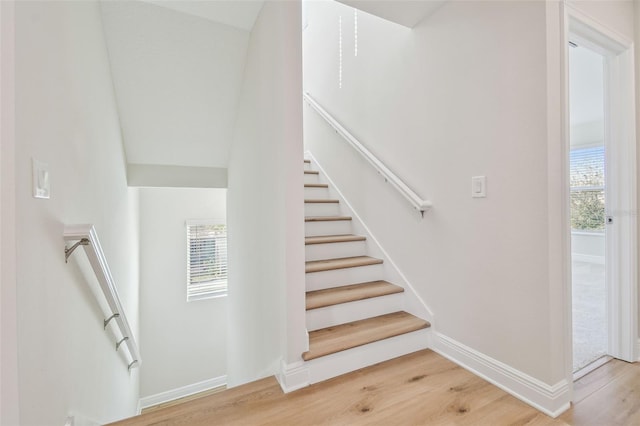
[472, 176, 486, 198]
[32, 158, 50, 199]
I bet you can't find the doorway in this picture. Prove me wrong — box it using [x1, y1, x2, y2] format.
[565, 9, 638, 385]
[568, 43, 608, 377]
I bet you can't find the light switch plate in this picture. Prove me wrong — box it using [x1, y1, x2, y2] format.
[32, 158, 50, 199]
[472, 176, 486, 198]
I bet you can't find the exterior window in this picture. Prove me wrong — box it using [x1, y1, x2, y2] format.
[186, 220, 227, 301]
[570, 146, 605, 231]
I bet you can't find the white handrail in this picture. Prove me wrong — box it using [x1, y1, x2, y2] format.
[64, 224, 140, 370]
[303, 92, 432, 216]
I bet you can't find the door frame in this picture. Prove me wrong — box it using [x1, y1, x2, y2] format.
[563, 4, 638, 377]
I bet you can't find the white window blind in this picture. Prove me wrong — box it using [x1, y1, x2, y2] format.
[186, 220, 227, 301]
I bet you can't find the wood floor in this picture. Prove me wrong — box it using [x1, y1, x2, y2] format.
[109, 349, 582, 426]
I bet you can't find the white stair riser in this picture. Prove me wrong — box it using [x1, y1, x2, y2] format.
[304, 162, 312, 171]
[306, 293, 404, 331]
[304, 187, 330, 199]
[305, 329, 431, 385]
[305, 240, 366, 261]
[306, 264, 384, 291]
[304, 202, 341, 217]
[304, 220, 352, 237]
[304, 173, 320, 184]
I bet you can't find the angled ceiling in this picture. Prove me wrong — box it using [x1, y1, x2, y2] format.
[336, 0, 447, 28]
[100, 1, 257, 170]
[141, 0, 264, 31]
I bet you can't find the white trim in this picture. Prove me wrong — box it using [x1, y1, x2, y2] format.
[637, 339, 640, 362]
[572, 254, 605, 265]
[138, 376, 227, 411]
[277, 359, 309, 393]
[304, 151, 433, 323]
[432, 333, 570, 418]
[303, 93, 431, 216]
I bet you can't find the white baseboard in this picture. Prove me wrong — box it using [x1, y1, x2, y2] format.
[572, 253, 605, 265]
[138, 376, 227, 411]
[277, 359, 310, 393]
[637, 338, 640, 362]
[432, 333, 570, 418]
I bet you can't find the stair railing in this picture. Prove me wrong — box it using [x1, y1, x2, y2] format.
[64, 224, 140, 371]
[303, 92, 432, 217]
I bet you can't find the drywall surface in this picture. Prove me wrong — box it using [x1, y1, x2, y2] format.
[138, 188, 227, 398]
[1, 1, 19, 424]
[305, 0, 554, 381]
[100, 1, 249, 168]
[227, 0, 305, 387]
[636, 0, 640, 342]
[15, 2, 140, 424]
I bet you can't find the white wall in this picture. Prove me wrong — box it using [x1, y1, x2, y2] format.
[138, 188, 227, 398]
[636, 0, 640, 342]
[227, 0, 305, 387]
[1, 1, 19, 424]
[14, 2, 140, 424]
[305, 0, 555, 382]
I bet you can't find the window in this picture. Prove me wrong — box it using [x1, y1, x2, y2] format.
[570, 146, 605, 231]
[186, 220, 227, 301]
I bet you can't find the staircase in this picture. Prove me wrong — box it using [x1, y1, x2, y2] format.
[302, 158, 431, 384]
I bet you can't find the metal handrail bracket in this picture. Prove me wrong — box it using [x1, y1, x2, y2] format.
[63, 224, 141, 370]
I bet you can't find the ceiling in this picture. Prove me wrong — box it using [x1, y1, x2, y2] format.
[141, 0, 264, 31]
[335, 0, 447, 28]
[101, 1, 254, 169]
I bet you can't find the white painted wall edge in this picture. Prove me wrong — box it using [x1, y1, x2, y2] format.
[432, 332, 570, 418]
[138, 375, 227, 412]
[127, 163, 228, 188]
[304, 151, 434, 323]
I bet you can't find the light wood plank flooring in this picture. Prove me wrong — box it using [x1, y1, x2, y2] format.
[109, 349, 568, 426]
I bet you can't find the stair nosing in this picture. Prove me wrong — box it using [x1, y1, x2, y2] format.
[305, 256, 382, 273]
[304, 199, 339, 204]
[306, 280, 404, 310]
[305, 234, 366, 245]
[305, 216, 352, 222]
[304, 183, 329, 188]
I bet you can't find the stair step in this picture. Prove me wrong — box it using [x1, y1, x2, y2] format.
[305, 216, 351, 222]
[304, 183, 329, 188]
[302, 312, 430, 361]
[305, 199, 339, 204]
[306, 256, 382, 273]
[304, 159, 311, 164]
[304, 170, 319, 175]
[305, 234, 366, 245]
[306, 281, 404, 310]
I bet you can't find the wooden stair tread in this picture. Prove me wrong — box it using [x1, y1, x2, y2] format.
[302, 312, 430, 361]
[306, 256, 382, 273]
[304, 199, 339, 204]
[306, 281, 404, 310]
[305, 216, 351, 222]
[305, 234, 366, 245]
[304, 183, 329, 188]
[304, 159, 311, 164]
[304, 170, 319, 175]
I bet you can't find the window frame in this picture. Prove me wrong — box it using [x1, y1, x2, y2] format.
[186, 219, 227, 302]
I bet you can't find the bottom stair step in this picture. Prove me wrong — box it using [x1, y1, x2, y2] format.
[302, 312, 430, 361]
